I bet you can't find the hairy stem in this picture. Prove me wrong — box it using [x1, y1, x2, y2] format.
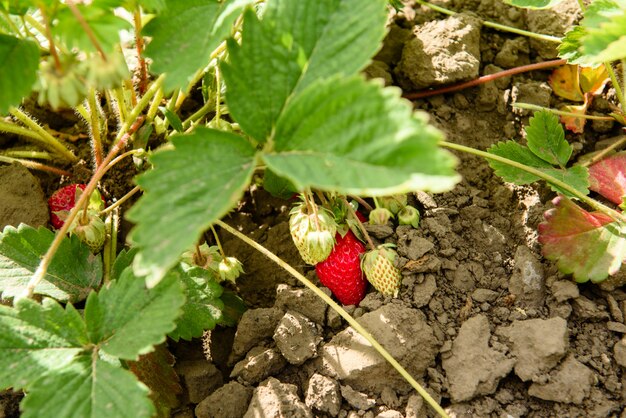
[216, 219, 449, 418]
[115, 74, 165, 144]
[210, 225, 227, 258]
[0, 155, 71, 176]
[403, 59, 566, 99]
[606, 62, 626, 113]
[21, 117, 144, 300]
[513, 103, 614, 120]
[38, 6, 61, 71]
[66, 0, 107, 61]
[88, 88, 104, 168]
[440, 141, 626, 222]
[133, 8, 149, 95]
[342, 197, 377, 250]
[415, 0, 561, 43]
[102, 209, 119, 284]
[9, 107, 78, 161]
[100, 185, 140, 216]
[1, 150, 52, 160]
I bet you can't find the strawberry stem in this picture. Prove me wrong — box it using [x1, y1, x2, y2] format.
[102, 209, 119, 284]
[0, 155, 71, 177]
[133, 7, 149, 96]
[581, 133, 626, 167]
[215, 219, 450, 418]
[38, 6, 61, 72]
[22, 117, 145, 300]
[415, 0, 561, 43]
[606, 62, 626, 114]
[513, 103, 615, 120]
[441, 140, 626, 223]
[403, 59, 566, 100]
[88, 87, 104, 169]
[349, 194, 374, 211]
[210, 225, 227, 258]
[66, 0, 108, 61]
[342, 197, 377, 250]
[99, 185, 140, 216]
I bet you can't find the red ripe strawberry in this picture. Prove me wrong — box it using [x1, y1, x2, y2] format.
[48, 184, 87, 229]
[315, 230, 367, 306]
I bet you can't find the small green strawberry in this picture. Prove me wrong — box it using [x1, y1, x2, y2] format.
[289, 202, 337, 265]
[398, 205, 420, 228]
[70, 210, 106, 253]
[362, 245, 402, 297]
[369, 207, 393, 225]
[218, 257, 244, 283]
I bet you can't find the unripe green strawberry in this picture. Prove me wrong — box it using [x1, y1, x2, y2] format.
[181, 243, 221, 272]
[218, 257, 244, 284]
[362, 245, 402, 297]
[379, 195, 407, 215]
[34, 55, 88, 109]
[398, 205, 420, 228]
[80, 51, 129, 90]
[289, 202, 337, 265]
[369, 208, 393, 225]
[70, 210, 106, 253]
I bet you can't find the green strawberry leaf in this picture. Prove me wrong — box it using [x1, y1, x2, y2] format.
[0, 34, 39, 114]
[127, 128, 257, 284]
[169, 266, 224, 341]
[538, 196, 626, 282]
[503, 0, 563, 9]
[487, 141, 589, 198]
[263, 76, 460, 195]
[0, 298, 87, 390]
[85, 266, 184, 359]
[219, 289, 247, 327]
[263, 169, 298, 199]
[0, 225, 102, 302]
[588, 152, 626, 205]
[579, 0, 626, 63]
[111, 247, 139, 281]
[53, 5, 130, 54]
[21, 354, 154, 418]
[128, 345, 181, 418]
[558, 26, 593, 65]
[525, 110, 571, 167]
[143, 0, 255, 92]
[221, 0, 388, 142]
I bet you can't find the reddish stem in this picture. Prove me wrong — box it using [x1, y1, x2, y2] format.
[402, 59, 567, 100]
[133, 9, 149, 96]
[39, 6, 62, 72]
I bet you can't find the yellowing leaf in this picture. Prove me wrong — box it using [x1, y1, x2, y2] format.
[560, 101, 589, 133]
[580, 64, 609, 94]
[549, 65, 583, 101]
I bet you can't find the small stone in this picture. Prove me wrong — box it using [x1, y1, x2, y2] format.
[397, 229, 434, 260]
[341, 385, 376, 410]
[508, 246, 545, 308]
[550, 280, 579, 303]
[305, 373, 341, 417]
[614, 338, 626, 367]
[511, 82, 552, 115]
[230, 307, 284, 362]
[606, 293, 624, 323]
[380, 387, 400, 409]
[494, 37, 530, 68]
[497, 317, 568, 381]
[442, 315, 514, 402]
[327, 307, 343, 329]
[364, 223, 395, 239]
[572, 296, 610, 321]
[176, 360, 223, 404]
[195, 381, 252, 418]
[472, 288, 499, 303]
[526, 0, 581, 59]
[528, 355, 594, 404]
[275, 284, 327, 325]
[405, 394, 424, 418]
[273, 311, 321, 365]
[230, 347, 287, 384]
[608, 322, 626, 334]
[245, 377, 313, 418]
[413, 274, 437, 307]
[375, 411, 403, 418]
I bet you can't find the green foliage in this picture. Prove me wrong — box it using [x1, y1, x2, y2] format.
[0, 225, 102, 302]
[169, 266, 225, 341]
[487, 111, 589, 198]
[504, 0, 564, 9]
[143, 0, 255, 92]
[0, 269, 184, 417]
[0, 34, 39, 114]
[127, 128, 257, 282]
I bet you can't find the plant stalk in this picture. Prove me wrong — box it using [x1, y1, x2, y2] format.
[115, 74, 165, 144]
[606, 62, 626, 113]
[100, 185, 140, 216]
[8, 108, 78, 161]
[216, 219, 449, 418]
[512, 103, 614, 120]
[342, 198, 376, 250]
[66, 0, 107, 60]
[414, 0, 561, 43]
[1, 150, 52, 160]
[0, 155, 71, 176]
[440, 141, 626, 223]
[133, 8, 149, 95]
[403, 59, 567, 99]
[21, 117, 144, 300]
[88, 88, 104, 168]
[581, 135, 626, 167]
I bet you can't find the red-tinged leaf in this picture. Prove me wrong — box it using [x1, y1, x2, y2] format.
[549, 65, 584, 101]
[538, 195, 626, 282]
[560, 101, 589, 133]
[580, 64, 609, 95]
[127, 344, 181, 418]
[588, 152, 626, 205]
